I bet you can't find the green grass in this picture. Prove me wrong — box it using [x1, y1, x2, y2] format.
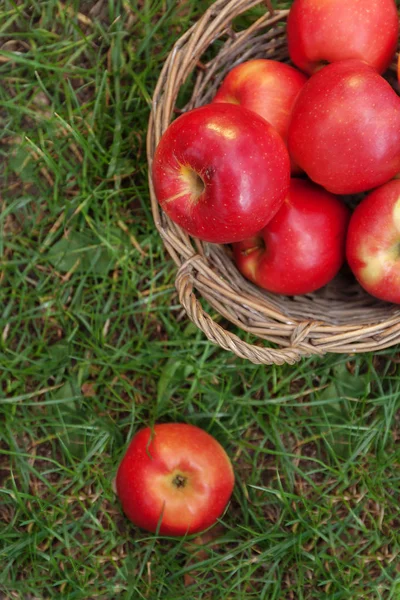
[1, 1, 400, 598]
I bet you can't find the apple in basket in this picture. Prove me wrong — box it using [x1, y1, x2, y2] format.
[116, 423, 235, 536]
[347, 179, 400, 304]
[233, 178, 350, 296]
[288, 59, 400, 195]
[212, 59, 307, 173]
[152, 103, 290, 244]
[287, 0, 399, 75]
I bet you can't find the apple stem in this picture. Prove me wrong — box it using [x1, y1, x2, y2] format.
[241, 243, 264, 257]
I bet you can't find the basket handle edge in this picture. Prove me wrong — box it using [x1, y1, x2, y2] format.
[175, 256, 322, 366]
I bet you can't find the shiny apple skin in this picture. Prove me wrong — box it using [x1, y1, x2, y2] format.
[212, 59, 307, 172]
[346, 179, 400, 304]
[233, 178, 350, 296]
[116, 423, 235, 536]
[288, 60, 400, 195]
[152, 103, 290, 244]
[287, 0, 399, 75]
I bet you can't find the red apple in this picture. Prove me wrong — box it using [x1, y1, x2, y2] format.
[287, 0, 399, 75]
[152, 103, 290, 243]
[233, 178, 350, 296]
[288, 60, 400, 195]
[346, 179, 400, 304]
[116, 423, 235, 536]
[212, 59, 307, 172]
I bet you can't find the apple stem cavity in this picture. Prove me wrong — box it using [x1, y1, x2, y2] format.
[313, 59, 330, 72]
[180, 165, 205, 202]
[392, 242, 400, 259]
[172, 473, 187, 489]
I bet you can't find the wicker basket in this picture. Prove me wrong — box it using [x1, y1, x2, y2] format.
[146, 0, 400, 365]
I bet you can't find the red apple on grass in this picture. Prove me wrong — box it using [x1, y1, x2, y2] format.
[212, 59, 307, 172]
[288, 60, 400, 195]
[116, 423, 235, 536]
[233, 178, 350, 296]
[152, 103, 290, 243]
[347, 179, 400, 304]
[287, 0, 399, 75]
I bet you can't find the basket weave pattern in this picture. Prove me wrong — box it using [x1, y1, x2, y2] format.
[147, 0, 400, 365]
